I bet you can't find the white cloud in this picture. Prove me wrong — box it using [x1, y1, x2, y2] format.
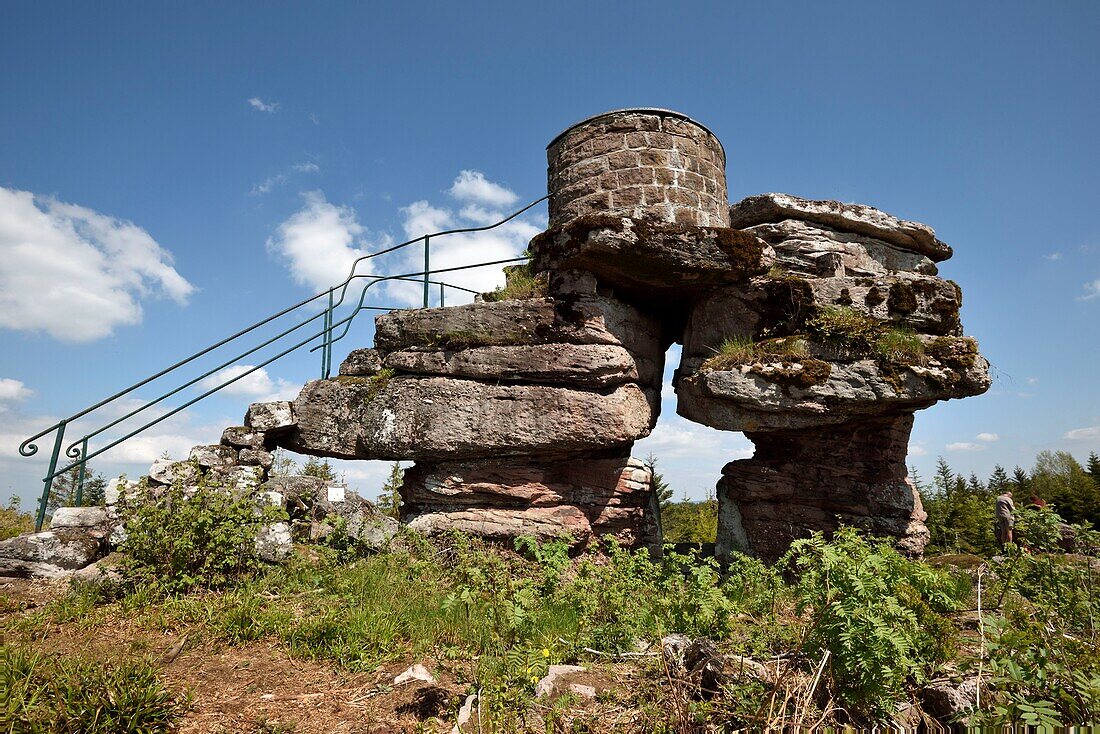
[1065, 426, 1100, 440]
[448, 170, 519, 208]
[1027, 377, 1039, 385]
[308, 112, 320, 125]
[1079, 278, 1100, 301]
[198, 365, 299, 401]
[0, 378, 33, 403]
[248, 97, 280, 113]
[267, 190, 387, 294]
[908, 444, 928, 457]
[0, 187, 193, 342]
[947, 442, 987, 452]
[1044, 252, 1062, 261]
[976, 432, 1000, 442]
[251, 162, 320, 196]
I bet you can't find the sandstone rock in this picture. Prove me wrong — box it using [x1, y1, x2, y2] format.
[681, 275, 962, 366]
[339, 348, 384, 376]
[401, 455, 653, 509]
[238, 448, 274, 469]
[383, 342, 653, 387]
[103, 476, 137, 505]
[284, 376, 654, 461]
[245, 401, 296, 433]
[189, 444, 238, 470]
[0, 528, 103, 578]
[715, 415, 930, 563]
[746, 219, 939, 276]
[728, 193, 952, 261]
[405, 505, 656, 549]
[677, 350, 990, 432]
[256, 521, 292, 563]
[528, 216, 771, 298]
[219, 465, 264, 493]
[71, 552, 125, 583]
[221, 426, 267, 449]
[372, 294, 661, 364]
[147, 458, 200, 487]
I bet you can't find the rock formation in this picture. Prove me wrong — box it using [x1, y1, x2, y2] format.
[5, 108, 991, 573]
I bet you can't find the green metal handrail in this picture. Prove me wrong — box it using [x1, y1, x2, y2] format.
[19, 195, 547, 530]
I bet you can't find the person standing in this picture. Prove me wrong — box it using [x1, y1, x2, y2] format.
[995, 489, 1015, 548]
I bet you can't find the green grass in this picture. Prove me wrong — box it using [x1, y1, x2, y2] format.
[2, 645, 188, 733]
[481, 263, 547, 302]
[701, 335, 809, 371]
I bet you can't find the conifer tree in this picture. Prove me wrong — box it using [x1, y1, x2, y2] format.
[646, 454, 674, 510]
[376, 462, 404, 518]
[1011, 466, 1031, 494]
[988, 465, 1010, 494]
[1088, 452, 1100, 487]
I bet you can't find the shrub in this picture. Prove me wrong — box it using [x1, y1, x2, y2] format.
[702, 335, 808, 371]
[0, 495, 33, 540]
[780, 527, 965, 717]
[119, 470, 285, 594]
[2, 645, 187, 732]
[482, 262, 547, 302]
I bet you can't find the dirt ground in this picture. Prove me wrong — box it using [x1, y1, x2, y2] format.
[1, 577, 637, 733]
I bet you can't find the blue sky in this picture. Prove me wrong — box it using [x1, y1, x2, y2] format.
[1, 1, 1098, 506]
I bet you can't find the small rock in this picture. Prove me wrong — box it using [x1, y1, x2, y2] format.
[339, 348, 384, 376]
[534, 664, 586, 698]
[148, 459, 199, 487]
[221, 426, 267, 449]
[921, 676, 980, 721]
[238, 448, 274, 469]
[245, 401, 296, 433]
[189, 444, 238, 470]
[394, 663, 436, 685]
[255, 522, 292, 563]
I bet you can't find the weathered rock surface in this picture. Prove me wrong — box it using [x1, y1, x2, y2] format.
[678, 349, 990, 432]
[528, 215, 772, 298]
[372, 294, 661, 360]
[746, 219, 939, 276]
[0, 528, 103, 578]
[284, 376, 654, 461]
[728, 193, 952, 261]
[245, 400, 295, 433]
[338, 347, 384, 376]
[382, 343, 648, 387]
[715, 415, 930, 563]
[221, 426, 267, 449]
[401, 455, 657, 548]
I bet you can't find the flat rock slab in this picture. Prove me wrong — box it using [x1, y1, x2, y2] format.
[401, 455, 652, 509]
[677, 352, 990, 431]
[746, 219, 938, 276]
[372, 294, 660, 357]
[528, 215, 771, 298]
[282, 375, 654, 461]
[405, 504, 656, 549]
[729, 193, 952, 261]
[382, 343, 651, 387]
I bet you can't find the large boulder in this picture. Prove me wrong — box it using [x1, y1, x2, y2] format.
[528, 216, 772, 299]
[0, 528, 104, 578]
[677, 346, 990, 432]
[282, 376, 654, 461]
[728, 193, 952, 261]
[745, 219, 939, 276]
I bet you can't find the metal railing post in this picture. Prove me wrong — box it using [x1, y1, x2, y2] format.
[323, 288, 334, 379]
[35, 421, 66, 531]
[75, 437, 88, 506]
[422, 235, 430, 308]
[439, 282, 445, 308]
